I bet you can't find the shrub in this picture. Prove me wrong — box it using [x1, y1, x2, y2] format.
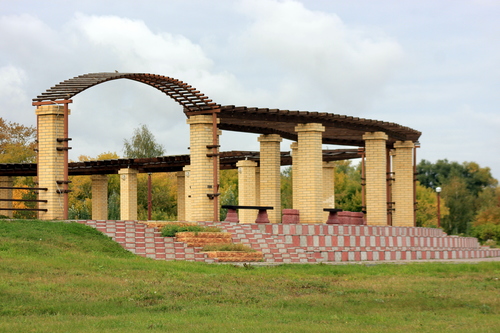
[160, 224, 221, 237]
[483, 239, 498, 248]
[201, 243, 256, 252]
[470, 223, 500, 243]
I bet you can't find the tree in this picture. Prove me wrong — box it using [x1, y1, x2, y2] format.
[123, 124, 165, 158]
[67, 152, 121, 219]
[281, 167, 293, 209]
[137, 173, 177, 220]
[12, 177, 37, 219]
[334, 160, 362, 212]
[415, 182, 449, 228]
[417, 159, 498, 235]
[219, 169, 238, 220]
[473, 186, 500, 226]
[0, 117, 36, 163]
[417, 159, 497, 194]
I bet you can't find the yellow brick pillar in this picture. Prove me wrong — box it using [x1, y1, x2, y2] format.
[187, 115, 219, 221]
[91, 175, 108, 220]
[118, 168, 138, 220]
[290, 142, 299, 209]
[35, 105, 69, 220]
[295, 123, 325, 223]
[258, 134, 282, 223]
[362, 132, 388, 225]
[0, 176, 13, 218]
[237, 160, 258, 223]
[392, 141, 415, 227]
[176, 171, 186, 221]
[323, 161, 336, 221]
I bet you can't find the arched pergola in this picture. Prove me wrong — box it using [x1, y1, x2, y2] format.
[22, 72, 422, 225]
[33, 72, 220, 112]
[33, 72, 420, 147]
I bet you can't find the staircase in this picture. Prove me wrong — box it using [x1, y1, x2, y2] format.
[77, 220, 217, 263]
[78, 220, 500, 263]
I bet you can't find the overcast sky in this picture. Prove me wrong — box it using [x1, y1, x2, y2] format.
[1, 0, 499, 180]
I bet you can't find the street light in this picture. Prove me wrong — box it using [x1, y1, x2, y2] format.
[148, 173, 152, 220]
[436, 187, 442, 228]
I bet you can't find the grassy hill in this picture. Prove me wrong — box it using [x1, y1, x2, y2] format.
[1, 219, 499, 332]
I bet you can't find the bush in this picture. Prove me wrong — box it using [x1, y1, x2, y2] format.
[160, 224, 221, 237]
[470, 223, 500, 243]
[201, 243, 256, 252]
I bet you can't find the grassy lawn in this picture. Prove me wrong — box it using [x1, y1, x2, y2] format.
[1, 220, 499, 332]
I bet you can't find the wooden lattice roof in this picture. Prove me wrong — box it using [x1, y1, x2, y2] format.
[1, 72, 422, 177]
[0, 149, 360, 177]
[33, 72, 421, 148]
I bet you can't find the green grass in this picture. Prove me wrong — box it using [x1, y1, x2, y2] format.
[1, 220, 500, 332]
[160, 224, 221, 237]
[201, 243, 257, 252]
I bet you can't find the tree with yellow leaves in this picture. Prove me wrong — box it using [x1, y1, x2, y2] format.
[0, 117, 36, 163]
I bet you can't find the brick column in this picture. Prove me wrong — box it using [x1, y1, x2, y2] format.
[323, 161, 336, 221]
[290, 142, 299, 209]
[187, 115, 219, 221]
[36, 105, 69, 220]
[176, 171, 186, 221]
[237, 160, 258, 223]
[258, 134, 282, 223]
[295, 123, 325, 223]
[118, 168, 138, 220]
[362, 132, 388, 225]
[91, 174, 108, 220]
[392, 141, 415, 226]
[0, 176, 13, 217]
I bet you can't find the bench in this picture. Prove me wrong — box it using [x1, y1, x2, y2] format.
[222, 205, 274, 223]
[324, 209, 366, 225]
[323, 208, 343, 224]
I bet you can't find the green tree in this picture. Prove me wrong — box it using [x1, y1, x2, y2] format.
[281, 167, 293, 209]
[137, 173, 177, 220]
[0, 117, 36, 163]
[219, 169, 238, 220]
[67, 152, 121, 219]
[12, 177, 37, 219]
[123, 124, 165, 158]
[334, 160, 362, 212]
[415, 182, 449, 228]
[417, 159, 497, 194]
[474, 186, 500, 226]
[417, 159, 498, 235]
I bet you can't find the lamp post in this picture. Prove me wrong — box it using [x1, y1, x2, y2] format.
[148, 173, 152, 220]
[436, 186, 441, 228]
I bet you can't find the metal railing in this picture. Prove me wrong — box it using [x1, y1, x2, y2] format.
[0, 187, 48, 212]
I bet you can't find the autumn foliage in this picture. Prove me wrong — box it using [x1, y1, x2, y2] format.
[0, 117, 36, 163]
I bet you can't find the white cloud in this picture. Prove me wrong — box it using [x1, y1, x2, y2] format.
[0, 14, 62, 64]
[69, 14, 214, 77]
[0, 65, 27, 101]
[59, 14, 249, 158]
[0, 65, 32, 124]
[0, 1, 498, 179]
[236, 0, 403, 113]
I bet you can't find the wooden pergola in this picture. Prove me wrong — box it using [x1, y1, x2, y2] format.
[1, 72, 421, 224]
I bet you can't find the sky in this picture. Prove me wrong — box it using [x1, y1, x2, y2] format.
[1, 0, 499, 180]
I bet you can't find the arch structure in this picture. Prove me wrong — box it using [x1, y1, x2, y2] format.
[2, 72, 423, 226]
[33, 72, 220, 113]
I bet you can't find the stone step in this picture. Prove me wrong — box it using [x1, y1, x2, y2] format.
[204, 251, 264, 262]
[77, 220, 500, 264]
